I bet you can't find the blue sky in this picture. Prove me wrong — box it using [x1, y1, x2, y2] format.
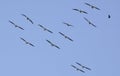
[0, 0, 120, 76]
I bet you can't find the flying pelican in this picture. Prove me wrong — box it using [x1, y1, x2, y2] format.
[75, 62, 91, 71]
[83, 17, 96, 27]
[38, 24, 53, 33]
[85, 3, 100, 10]
[20, 37, 35, 47]
[73, 9, 88, 14]
[46, 40, 60, 49]
[21, 14, 34, 24]
[9, 20, 24, 30]
[59, 32, 73, 42]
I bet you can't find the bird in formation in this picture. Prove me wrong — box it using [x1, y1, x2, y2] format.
[38, 24, 53, 34]
[21, 14, 34, 24]
[46, 40, 60, 49]
[73, 9, 88, 14]
[63, 22, 73, 27]
[20, 37, 35, 47]
[84, 17, 96, 27]
[59, 32, 73, 42]
[9, 20, 24, 30]
[85, 3, 100, 10]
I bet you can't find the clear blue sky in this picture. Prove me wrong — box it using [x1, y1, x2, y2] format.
[0, 0, 120, 76]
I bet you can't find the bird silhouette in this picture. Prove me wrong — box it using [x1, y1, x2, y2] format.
[38, 24, 53, 33]
[59, 32, 73, 42]
[9, 20, 24, 30]
[20, 37, 35, 47]
[83, 17, 96, 27]
[21, 14, 34, 24]
[73, 9, 88, 14]
[63, 22, 73, 27]
[85, 3, 100, 10]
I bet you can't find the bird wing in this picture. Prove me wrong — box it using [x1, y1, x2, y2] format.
[47, 29, 53, 33]
[54, 45, 60, 49]
[76, 62, 82, 66]
[78, 69, 85, 73]
[85, 3, 92, 7]
[91, 23, 96, 27]
[67, 37, 73, 42]
[73, 9, 79, 11]
[28, 18, 34, 24]
[94, 6, 100, 10]
[28, 42, 35, 47]
[17, 26, 24, 30]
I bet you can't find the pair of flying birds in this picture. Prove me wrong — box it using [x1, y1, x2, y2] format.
[73, 2, 100, 14]
[71, 62, 91, 73]
[9, 14, 34, 30]
[73, 2, 100, 28]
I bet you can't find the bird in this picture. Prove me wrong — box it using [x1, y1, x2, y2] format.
[20, 37, 35, 47]
[85, 2, 100, 10]
[38, 24, 53, 33]
[63, 22, 73, 27]
[75, 62, 91, 71]
[9, 20, 24, 30]
[108, 14, 111, 18]
[83, 17, 96, 27]
[46, 40, 60, 49]
[71, 65, 85, 73]
[21, 14, 34, 24]
[73, 9, 88, 14]
[59, 32, 73, 42]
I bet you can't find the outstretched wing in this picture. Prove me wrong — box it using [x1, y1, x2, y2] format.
[76, 62, 82, 66]
[59, 32, 65, 37]
[9, 20, 17, 27]
[46, 40, 54, 46]
[78, 69, 85, 73]
[47, 29, 53, 33]
[79, 10, 88, 14]
[73, 9, 79, 11]
[84, 66, 91, 71]
[63, 22, 73, 26]
[85, 2, 92, 7]
[20, 37, 28, 44]
[17, 26, 24, 30]
[54, 45, 60, 49]
[28, 42, 35, 47]
[67, 37, 73, 42]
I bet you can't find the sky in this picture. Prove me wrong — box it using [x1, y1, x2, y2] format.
[0, 0, 120, 76]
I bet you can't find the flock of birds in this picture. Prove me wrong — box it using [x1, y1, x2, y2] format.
[9, 2, 110, 74]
